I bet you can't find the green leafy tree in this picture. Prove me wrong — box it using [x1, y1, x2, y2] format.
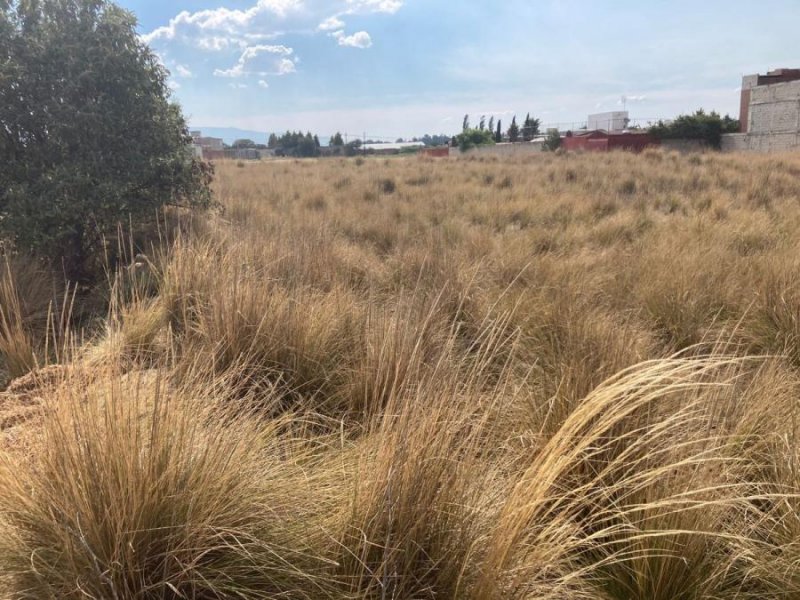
[0, 0, 212, 280]
[479, 115, 486, 131]
[232, 139, 256, 148]
[267, 133, 279, 148]
[294, 132, 319, 157]
[462, 114, 470, 132]
[487, 116, 495, 136]
[419, 134, 450, 146]
[542, 129, 562, 152]
[496, 120, 502, 143]
[649, 109, 739, 149]
[456, 128, 495, 152]
[330, 132, 344, 146]
[508, 116, 520, 143]
[343, 139, 362, 157]
[522, 113, 541, 141]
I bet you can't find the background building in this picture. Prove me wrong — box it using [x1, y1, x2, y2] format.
[725, 68, 800, 152]
[588, 111, 630, 133]
[190, 130, 225, 159]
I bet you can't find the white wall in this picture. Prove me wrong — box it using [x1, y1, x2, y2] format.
[588, 111, 629, 132]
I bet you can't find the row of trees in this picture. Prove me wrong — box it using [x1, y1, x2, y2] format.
[263, 109, 741, 158]
[265, 131, 452, 155]
[267, 131, 322, 157]
[649, 110, 739, 149]
[459, 113, 542, 150]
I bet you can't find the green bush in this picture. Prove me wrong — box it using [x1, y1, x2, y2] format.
[456, 128, 495, 152]
[649, 109, 739, 150]
[0, 0, 213, 280]
[542, 129, 562, 152]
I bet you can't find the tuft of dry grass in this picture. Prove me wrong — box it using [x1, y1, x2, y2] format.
[0, 366, 337, 599]
[3, 151, 800, 598]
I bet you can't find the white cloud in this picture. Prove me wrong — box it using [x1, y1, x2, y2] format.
[174, 64, 193, 77]
[276, 57, 297, 74]
[142, 0, 301, 44]
[258, 80, 270, 88]
[197, 36, 240, 51]
[229, 82, 249, 89]
[143, 1, 402, 51]
[214, 44, 296, 77]
[345, 0, 402, 14]
[333, 30, 372, 49]
[318, 15, 345, 31]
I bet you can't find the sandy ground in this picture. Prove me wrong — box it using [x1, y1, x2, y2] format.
[0, 366, 66, 455]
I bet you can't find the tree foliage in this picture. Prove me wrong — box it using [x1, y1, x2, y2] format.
[522, 113, 541, 141]
[419, 134, 450, 146]
[456, 128, 495, 152]
[507, 116, 520, 143]
[272, 131, 320, 157]
[542, 129, 562, 152]
[649, 109, 739, 149]
[0, 0, 212, 279]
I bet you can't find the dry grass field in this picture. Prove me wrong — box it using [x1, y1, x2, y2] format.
[2, 149, 800, 598]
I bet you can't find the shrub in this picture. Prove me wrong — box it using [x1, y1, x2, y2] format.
[378, 178, 397, 194]
[0, 370, 331, 598]
[456, 128, 495, 152]
[0, 0, 213, 280]
[649, 109, 739, 150]
[542, 129, 562, 152]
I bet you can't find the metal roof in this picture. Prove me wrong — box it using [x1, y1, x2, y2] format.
[361, 142, 426, 151]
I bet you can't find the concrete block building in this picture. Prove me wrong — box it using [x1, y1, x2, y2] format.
[723, 68, 800, 152]
[587, 111, 630, 133]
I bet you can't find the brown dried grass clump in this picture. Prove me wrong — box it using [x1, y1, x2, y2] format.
[3, 151, 800, 598]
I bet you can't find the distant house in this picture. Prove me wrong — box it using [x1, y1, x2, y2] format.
[587, 111, 630, 133]
[190, 130, 225, 159]
[223, 148, 262, 161]
[561, 130, 659, 153]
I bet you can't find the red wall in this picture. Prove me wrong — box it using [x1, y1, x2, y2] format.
[419, 147, 450, 158]
[740, 88, 751, 133]
[562, 133, 658, 153]
[607, 133, 659, 152]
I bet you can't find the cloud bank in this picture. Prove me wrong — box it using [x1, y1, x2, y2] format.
[144, 0, 403, 88]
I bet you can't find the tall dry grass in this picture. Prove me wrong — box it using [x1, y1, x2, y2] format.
[3, 150, 800, 598]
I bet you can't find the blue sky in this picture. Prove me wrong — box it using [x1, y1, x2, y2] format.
[122, 0, 800, 141]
